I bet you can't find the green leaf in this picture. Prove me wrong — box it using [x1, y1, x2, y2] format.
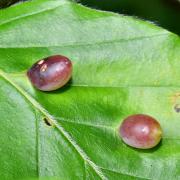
[0, 0, 180, 179]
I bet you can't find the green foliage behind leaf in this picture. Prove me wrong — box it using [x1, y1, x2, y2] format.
[0, 0, 20, 8]
[79, 0, 180, 35]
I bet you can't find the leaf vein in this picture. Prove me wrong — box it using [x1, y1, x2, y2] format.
[0, 1, 68, 28]
[57, 118, 180, 140]
[100, 166, 151, 180]
[56, 117, 115, 130]
[0, 32, 169, 49]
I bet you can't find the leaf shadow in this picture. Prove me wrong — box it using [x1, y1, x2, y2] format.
[43, 78, 73, 95]
[130, 140, 163, 153]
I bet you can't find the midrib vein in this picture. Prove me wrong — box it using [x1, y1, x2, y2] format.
[34, 110, 40, 176]
[0, 70, 107, 180]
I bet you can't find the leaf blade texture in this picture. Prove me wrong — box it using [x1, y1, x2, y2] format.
[0, 0, 180, 179]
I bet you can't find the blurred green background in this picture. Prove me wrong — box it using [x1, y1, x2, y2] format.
[0, 0, 180, 35]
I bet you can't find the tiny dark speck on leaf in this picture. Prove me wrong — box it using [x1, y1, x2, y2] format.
[174, 104, 180, 113]
[43, 118, 52, 126]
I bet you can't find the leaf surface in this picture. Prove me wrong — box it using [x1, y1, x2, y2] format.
[0, 0, 180, 179]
